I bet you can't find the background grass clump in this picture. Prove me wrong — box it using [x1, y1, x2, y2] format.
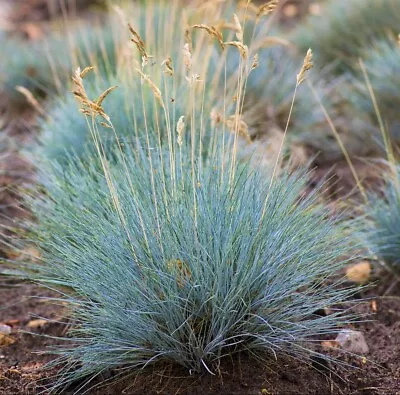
[348, 39, 400, 142]
[0, 20, 124, 108]
[283, 0, 400, 162]
[292, 0, 400, 73]
[363, 166, 400, 272]
[241, 44, 328, 136]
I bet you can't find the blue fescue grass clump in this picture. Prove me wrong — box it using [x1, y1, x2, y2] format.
[14, 2, 363, 390]
[0, 34, 63, 105]
[0, 21, 122, 108]
[23, 139, 360, 389]
[363, 165, 400, 272]
[292, 0, 400, 73]
[348, 40, 400, 141]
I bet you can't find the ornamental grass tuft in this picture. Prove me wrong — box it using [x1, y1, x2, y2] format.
[26, 145, 359, 391]
[14, 1, 362, 392]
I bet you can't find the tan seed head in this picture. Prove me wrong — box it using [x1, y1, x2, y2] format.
[296, 48, 313, 86]
[176, 116, 185, 146]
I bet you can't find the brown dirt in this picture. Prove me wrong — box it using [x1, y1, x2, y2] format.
[0, 109, 36, 260]
[0, 282, 62, 394]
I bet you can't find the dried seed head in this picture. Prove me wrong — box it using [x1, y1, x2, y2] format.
[176, 116, 185, 146]
[128, 23, 145, 54]
[135, 68, 165, 108]
[225, 115, 252, 143]
[224, 41, 248, 59]
[72, 66, 116, 124]
[72, 68, 86, 98]
[80, 108, 91, 116]
[79, 66, 95, 78]
[257, 0, 279, 18]
[192, 24, 225, 49]
[100, 122, 113, 129]
[250, 53, 259, 71]
[296, 48, 313, 86]
[233, 14, 243, 42]
[183, 43, 192, 75]
[72, 68, 91, 109]
[128, 23, 152, 67]
[162, 57, 174, 76]
[238, 1, 259, 15]
[96, 86, 118, 107]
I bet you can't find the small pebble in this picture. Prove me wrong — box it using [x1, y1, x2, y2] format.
[27, 319, 48, 329]
[335, 329, 369, 354]
[0, 324, 12, 335]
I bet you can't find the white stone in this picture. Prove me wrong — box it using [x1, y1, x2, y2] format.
[0, 324, 12, 335]
[335, 329, 369, 354]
